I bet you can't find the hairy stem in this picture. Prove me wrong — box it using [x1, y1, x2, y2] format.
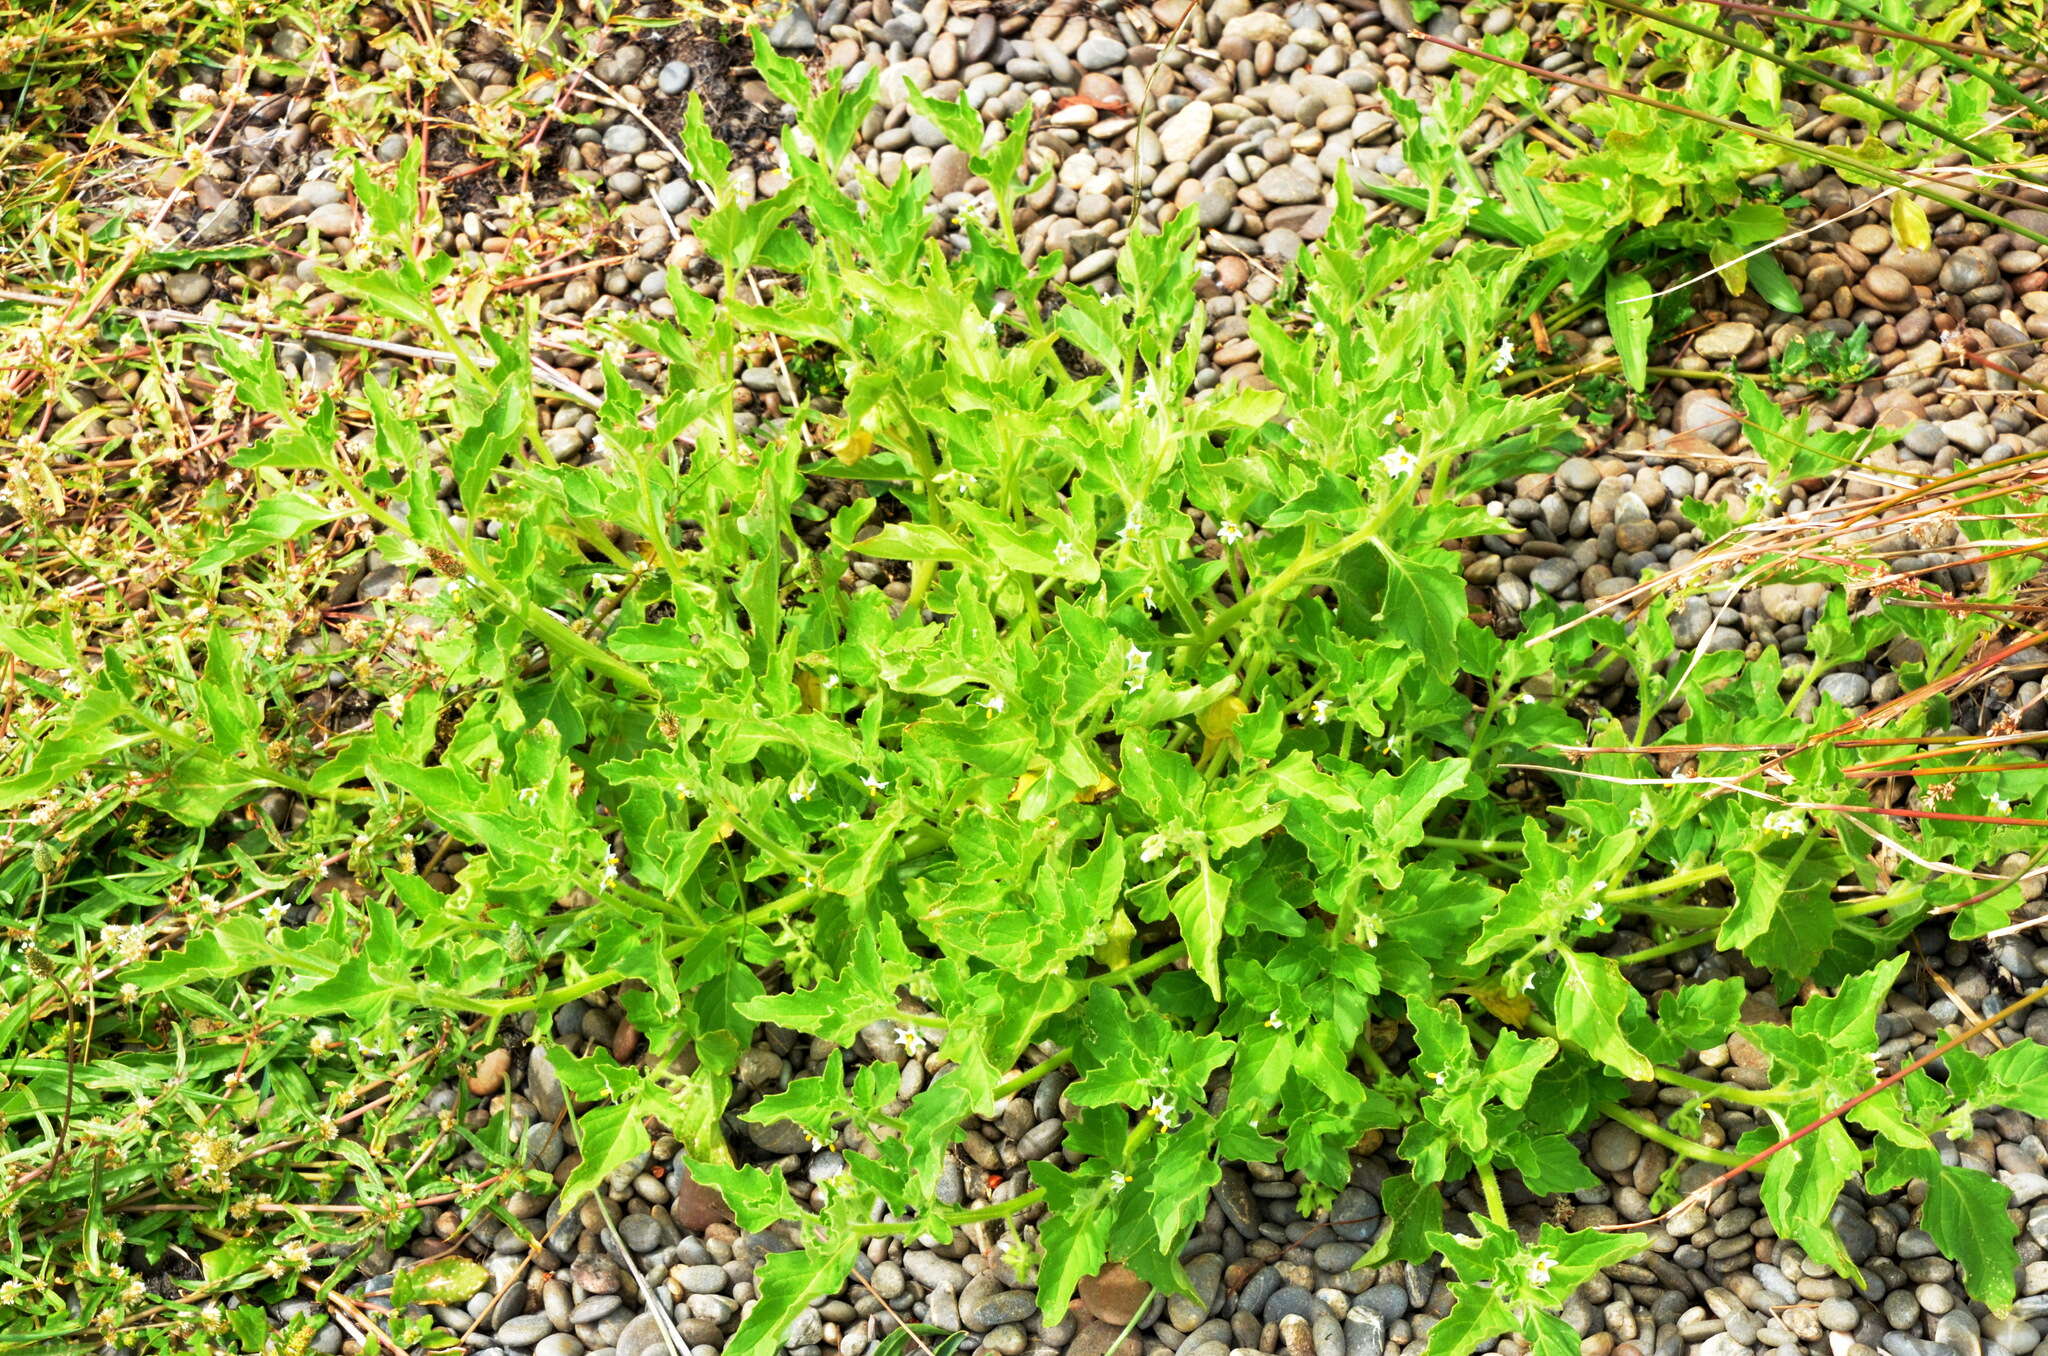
[1598, 1102, 1746, 1167]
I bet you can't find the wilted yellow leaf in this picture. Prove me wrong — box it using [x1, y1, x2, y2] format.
[833, 428, 874, 466]
[1892, 194, 1931, 252]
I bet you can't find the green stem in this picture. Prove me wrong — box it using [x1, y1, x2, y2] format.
[1613, 927, 1716, 965]
[1427, 33, 2048, 250]
[1100, 940, 1187, 989]
[1657, 1065, 1790, 1105]
[1419, 835, 1524, 854]
[1598, 1102, 1745, 1167]
[1600, 0, 2043, 184]
[992, 1050, 1074, 1102]
[1475, 1160, 1509, 1227]
[1180, 516, 1388, 657]
[1602, 863, 1727, 904]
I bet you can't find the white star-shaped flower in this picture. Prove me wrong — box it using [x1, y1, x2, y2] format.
[1217, 520, 1247, 545]
[1379, 445, 1418, 476]
[1140, 585, 1157, 613]
[982, 692, 1006, 714]
[1492, 336, 1514, 374]
[894, 1025, 927, 1057]
[861, 773, 889, 793]
[1310, 698, 1333, 725]
[1527, 1251, 1556, 1286]
[1264, 1009, 1284, 1030]
[1055, 540, 1077, 565]
[1761, 808, 1804, 835]
[1147, 1093, 1177, 1130]
[517, 786, 542, 806]
[1628, 803, 1654, 829]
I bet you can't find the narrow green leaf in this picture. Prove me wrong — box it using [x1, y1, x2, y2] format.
[1605, 272, 1654, 390]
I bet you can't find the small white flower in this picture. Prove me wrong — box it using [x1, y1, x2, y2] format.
[802, 1126, 830, 1151]
[862, 772, 889, 793]
[1147, 1093, 1178, 1130]
[1140, 584, 1158, 613]
[1109, 1169, 1131, 1190]
[260, 898, 288, 924]
[1491, 336, 1515, 374]
[824, 673, 841, 689]
[1761, 808, 1804, 836]
[1383, 409, 1403, 427]
[1516, 692, 1537, 705]
[982, 692, 1006, 714]
[1629, 802, 1655, 830]
[1217, 520, 1248, 545]
[1118, 510, 1143, 543]
[517, 786, 542, 806]
[1521, 971, 1536, 993]
[599, 853, 622, 886]
[1526, 1250, 1556, 1286]
[1123, 642, 1151, 693]
[674, 781, 692, 799]
[1379, 445, 1418, 477]
[1265, 1009, 1285, 1030]
[1310, 698, 1333, 725]
[789, 774, 815, 803]
[1452, 193, 1482, 214]
[1139, 833, 1170, 864]
[1988, 792, 2013, 815]
[894, 1025, 928, 1057]
[932, 468, 978, 488]
[1055, 540, 1078, 566]
[1428, 1069, 1446, 1086]
[1581, 898, 1603, 924]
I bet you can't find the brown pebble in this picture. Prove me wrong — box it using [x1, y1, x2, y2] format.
[467, 1047, 513, 1096]
[1863, 264, 1913, 305]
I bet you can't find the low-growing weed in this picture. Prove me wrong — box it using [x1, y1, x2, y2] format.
[6, 22, 2048, 1356]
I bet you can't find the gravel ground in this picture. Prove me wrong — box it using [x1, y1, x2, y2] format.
[49, 0, 2048, 1350]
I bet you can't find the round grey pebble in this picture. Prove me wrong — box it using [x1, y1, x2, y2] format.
[496, 1314, 560, 1348]
[658, 61, 693, 94]
[166, 272, 212, 306]
[306, 202, 355, 237]
[570, 1296, 623, 1324]
[1330, 1188, 1381, 1243]
[963, 1289, 1039, 1330]
[657, 179, 697, 214]
[1818, 671, 1871, 707]
[1590, 1121, 1642, 1173]
[615, 1312, 667, 1356]
[676, 1265, 728, 1295]
[535, 1337, 585, 1356]
[1817, 1299, 1860, 1333]
[603, 122, 650, 156]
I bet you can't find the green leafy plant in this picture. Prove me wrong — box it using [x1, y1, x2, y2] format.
[1770, 324, 1879, 397]
[9, 19, 2048, 1356]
